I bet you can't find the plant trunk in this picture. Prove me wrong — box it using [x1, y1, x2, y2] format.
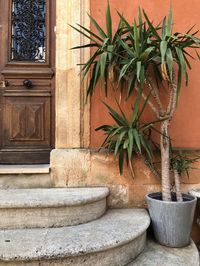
[161, 120, 172, 201]
[174, 170, 183, 202]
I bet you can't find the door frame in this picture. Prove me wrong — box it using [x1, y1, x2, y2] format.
[54, 0, 90, 150]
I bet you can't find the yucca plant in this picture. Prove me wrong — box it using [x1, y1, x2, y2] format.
[71, 2, 200, 202]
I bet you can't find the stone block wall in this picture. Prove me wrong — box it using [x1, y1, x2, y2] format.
[51, 149, 200, 208]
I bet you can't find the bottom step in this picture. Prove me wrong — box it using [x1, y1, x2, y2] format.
[128, 239, 199, 266]
[0, 209, 150, 266]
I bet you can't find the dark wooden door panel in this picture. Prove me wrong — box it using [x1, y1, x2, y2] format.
[0, 0, 55, 164]
[3, 94, 50, 146]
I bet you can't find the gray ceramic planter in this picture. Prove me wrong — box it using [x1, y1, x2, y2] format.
[146, 192, 197, 247]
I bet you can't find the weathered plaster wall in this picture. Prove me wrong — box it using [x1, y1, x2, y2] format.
[51, 149, 200, 207]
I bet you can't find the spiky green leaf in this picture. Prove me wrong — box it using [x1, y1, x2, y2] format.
[166, 48, 173, 80]
[175, 47, 187, 82]
[106, 1, 112, 40]
[160, 40, 168, 64]
[128, 129, 134, 158]
[87, 13, 107, 39]
[166, 3, 173, 36]
[143, 10, 161, 40]
[137, 61, 142, 82]
[133, 129, 141, 152]
[100, 52, 108, 78]
[103, 102, 128, 126]
[133, 20, 140, 56]
[162, 16, 167, 39]
[69, 24, 100, 45]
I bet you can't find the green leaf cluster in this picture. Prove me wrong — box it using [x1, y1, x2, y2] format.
[170, 151, 200, 177]
[71, 3, 200, 99]
[96, 99, 158, 175]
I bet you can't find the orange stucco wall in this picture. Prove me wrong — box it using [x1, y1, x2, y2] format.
[88, 0, 200, 244]
[90, 0, 200, 149]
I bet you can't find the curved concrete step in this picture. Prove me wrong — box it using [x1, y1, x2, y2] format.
[128, 239, 199, 266]
[0, 209, 150, 266]
[0, 187, 109, 229]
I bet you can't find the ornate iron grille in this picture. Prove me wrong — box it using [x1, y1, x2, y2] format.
[11, 0, 46, 62]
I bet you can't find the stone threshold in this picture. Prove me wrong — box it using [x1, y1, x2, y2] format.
[0, 165, 50, 174]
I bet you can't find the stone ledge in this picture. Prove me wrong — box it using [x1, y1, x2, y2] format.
[0, 165, 50, 174]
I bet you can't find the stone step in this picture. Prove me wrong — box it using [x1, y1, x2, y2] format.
[0, 209, 150, 266]
[128, 239, 199, 266]
[0, 187, 109, 229]
[0, 165, 52, 189]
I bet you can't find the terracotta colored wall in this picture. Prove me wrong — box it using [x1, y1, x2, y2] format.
[88, 0, 200, 244]
[90, 0, 200, 149]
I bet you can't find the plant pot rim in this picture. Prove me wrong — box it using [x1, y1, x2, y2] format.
[146, 192, 197, 204]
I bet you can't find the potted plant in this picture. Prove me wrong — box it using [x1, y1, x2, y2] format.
[146, 149, 200, 247]
[71, 2, 200, 247]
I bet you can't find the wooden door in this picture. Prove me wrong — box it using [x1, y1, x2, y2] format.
[0, 0, 55, 164]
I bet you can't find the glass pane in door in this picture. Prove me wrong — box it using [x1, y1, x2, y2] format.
[11, 0, 46, 62]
